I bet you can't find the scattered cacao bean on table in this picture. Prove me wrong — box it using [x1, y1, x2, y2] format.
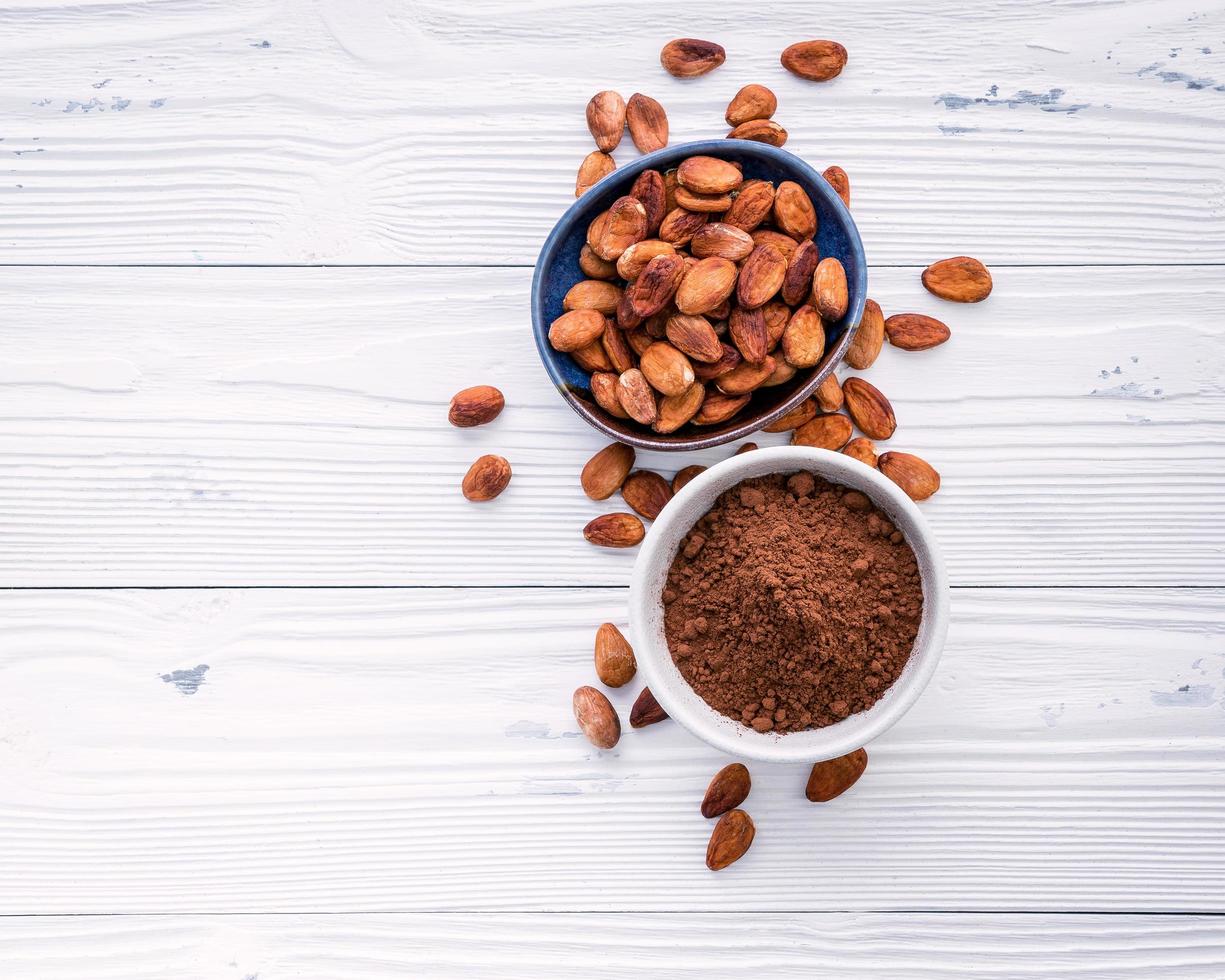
[448, 385, 505, 428]
[706, 808, 756, 871]
[701, 763, 752, 818]
[629, 687, 668, 728]
[572, 685, 621, 750]
[461, 455, 511, 502]
[806, 748, 869, 802]
[594, 623, 637, 688]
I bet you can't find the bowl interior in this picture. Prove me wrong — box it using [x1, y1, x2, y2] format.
[628, 445, 949, 764]
[531, 140, 867, 452]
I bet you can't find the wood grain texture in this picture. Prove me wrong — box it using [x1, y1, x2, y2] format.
[0, 586, 1220, 913]
[2, 0, 1223, 955]
[0, 265, 1219, 587]
[0, 0, 1222, 264]
[3, 913, 1225, 979]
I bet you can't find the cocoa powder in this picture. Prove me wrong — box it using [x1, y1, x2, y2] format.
[662, 471, 923, 733]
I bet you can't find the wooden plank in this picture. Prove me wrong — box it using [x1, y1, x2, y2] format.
[0, 265, 1220, 587]
[2, 913, 1224, 979]
[0, 0, 1222, 264]
[0, 586, 1220, 913]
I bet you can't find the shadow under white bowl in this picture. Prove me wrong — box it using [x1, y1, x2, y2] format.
[629, 445, 949, 765]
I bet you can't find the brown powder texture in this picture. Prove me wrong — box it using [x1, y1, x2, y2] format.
[662, 471, 923, 733]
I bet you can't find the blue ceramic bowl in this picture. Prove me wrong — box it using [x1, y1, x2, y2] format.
[531, 139, 866, 451]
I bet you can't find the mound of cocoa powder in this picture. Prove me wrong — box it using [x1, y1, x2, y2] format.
[662, 471, 923, 733]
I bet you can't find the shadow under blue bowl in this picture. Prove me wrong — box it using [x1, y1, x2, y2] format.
[531, 139, 866, 452]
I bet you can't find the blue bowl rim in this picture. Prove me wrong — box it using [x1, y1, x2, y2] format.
[531, 138, 867, 452]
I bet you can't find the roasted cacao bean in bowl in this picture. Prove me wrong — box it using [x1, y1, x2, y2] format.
[628, 446, 949, 763]
[531, 140, 867, 452]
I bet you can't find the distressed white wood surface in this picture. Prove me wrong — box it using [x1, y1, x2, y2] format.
[0, 265, 1220, 588]
[0, 0, 1222, 264]
[2, 0, 1224, 966]
[3, 913, 1224, 979]
[0, 586, 1220, 913]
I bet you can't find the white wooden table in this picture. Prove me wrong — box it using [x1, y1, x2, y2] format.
[1, 1, 1222, 976]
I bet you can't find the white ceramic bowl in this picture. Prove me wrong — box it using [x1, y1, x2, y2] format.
[629, 445, 949, 764]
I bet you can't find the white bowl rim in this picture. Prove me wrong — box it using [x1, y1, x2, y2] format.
[629, 445, 949, 764]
